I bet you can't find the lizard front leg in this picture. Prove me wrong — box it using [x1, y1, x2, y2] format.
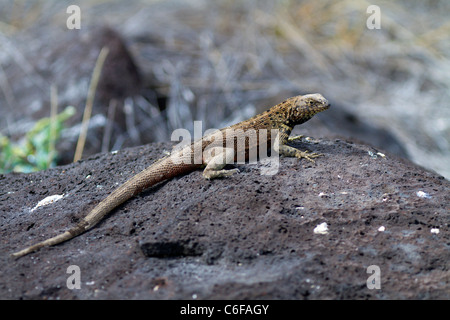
[202, 147, 240, 180]
[274, 130, 322, 163]
[278, 144, 321, 163]
[287, 135, 303, 142]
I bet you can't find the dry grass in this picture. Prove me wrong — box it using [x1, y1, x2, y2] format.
[0, 0, 449, 178]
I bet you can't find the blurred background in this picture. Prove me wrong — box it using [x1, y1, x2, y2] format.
[0, 0, 449, 179]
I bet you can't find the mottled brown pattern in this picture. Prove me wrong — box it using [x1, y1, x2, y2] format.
[12, 94, 329, 258]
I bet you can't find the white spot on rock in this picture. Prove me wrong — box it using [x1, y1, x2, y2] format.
[30, 194, 64, 212]
[430, 228, 439, 234]
[416, 191, 431, 199]
[314, 222, 329, 235]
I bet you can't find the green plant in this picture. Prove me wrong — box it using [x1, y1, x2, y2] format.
[0, 106, 75, 174]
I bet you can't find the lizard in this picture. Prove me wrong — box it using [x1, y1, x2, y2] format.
[12, 93, 329, 258]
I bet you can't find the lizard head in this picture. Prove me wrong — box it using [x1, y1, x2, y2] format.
[288, 93, 330, 125]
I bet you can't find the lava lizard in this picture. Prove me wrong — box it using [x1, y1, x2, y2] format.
[12, 93, 329, 258]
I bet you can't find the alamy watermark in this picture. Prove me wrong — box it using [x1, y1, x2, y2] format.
[66, 265, 81, 289]
[366, 5, 381, 30]
[66, 5, 81, 30]
[366, 265, 381, 289]
[67, 5, 381, 31]
[65, 264, 382, 290]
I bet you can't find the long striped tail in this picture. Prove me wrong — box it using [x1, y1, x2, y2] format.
[12, 156, 200, 258]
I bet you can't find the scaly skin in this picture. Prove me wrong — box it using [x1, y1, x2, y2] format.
[12, 93, 329, 258]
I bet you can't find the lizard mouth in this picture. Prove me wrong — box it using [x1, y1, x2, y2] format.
[316, 95, 330, 109]
[304, 93, 330, 110]
[315, 99, 330, 113]
[318, 99, 330, 112]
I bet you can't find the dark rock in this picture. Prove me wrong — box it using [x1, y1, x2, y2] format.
[140, 240, 204, 258]
[0, 139, 448, 299]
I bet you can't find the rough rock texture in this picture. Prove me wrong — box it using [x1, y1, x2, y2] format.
[0, 137, 448, 300]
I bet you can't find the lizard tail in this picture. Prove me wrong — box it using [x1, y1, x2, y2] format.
[11, 222, 87, 258]
[12, 156, 199, 258]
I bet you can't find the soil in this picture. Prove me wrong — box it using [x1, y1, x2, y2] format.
[0, 137, 448, 299]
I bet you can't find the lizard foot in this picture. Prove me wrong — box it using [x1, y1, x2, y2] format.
[203, 168, 240, 180]
[295, 150, 322, 163]
[288, 135, 304, 142]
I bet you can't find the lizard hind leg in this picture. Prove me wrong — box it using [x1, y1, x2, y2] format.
[202, 147, 239, 180]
